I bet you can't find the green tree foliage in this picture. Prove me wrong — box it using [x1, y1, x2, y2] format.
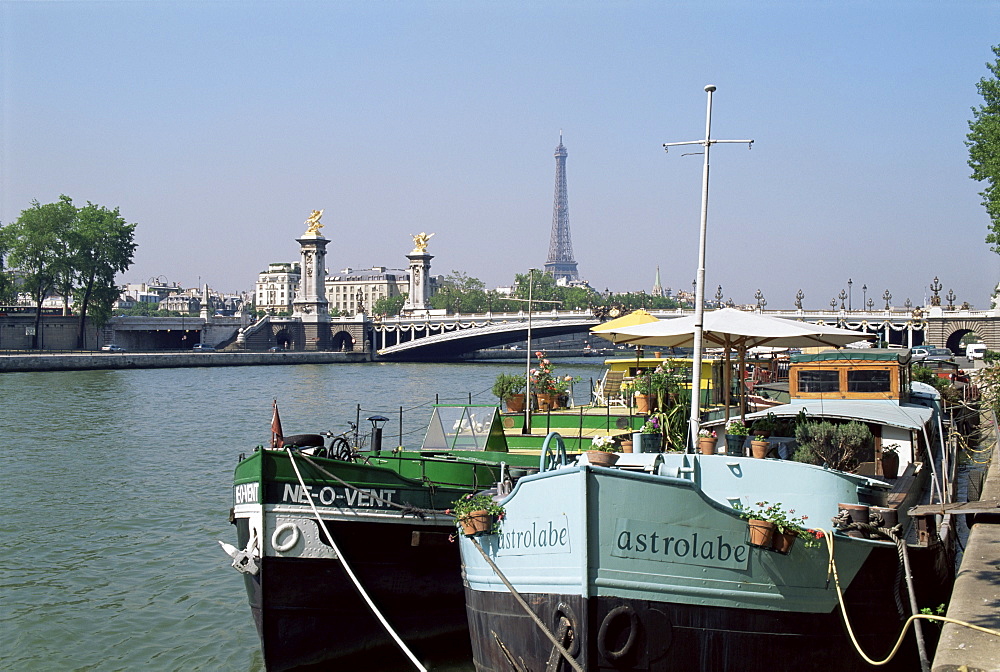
[71, 202, 137, 346]
[0, 227, 15, 304]
[372, 293, 407, 317]
[1, 195, 137, 348]
[967, 44, 1000, 253]
[4, 196, 77, 347]
[431, 271, 489, 313]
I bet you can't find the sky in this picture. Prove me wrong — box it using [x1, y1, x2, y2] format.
[2, 0, 999, 309]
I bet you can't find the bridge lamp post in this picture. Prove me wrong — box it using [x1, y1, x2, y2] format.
[862, 284, 867, 312]
[848, 278, 853, 312]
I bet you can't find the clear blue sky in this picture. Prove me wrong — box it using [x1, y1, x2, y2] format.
[3, 0, 998, 308]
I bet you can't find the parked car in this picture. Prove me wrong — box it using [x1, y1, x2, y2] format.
[267, 346, 284, 352]
[192, 344, 215, 352]
[101, 344, 125, 352]
[924, 347, 955, 363]
[910, 346, 929, 362]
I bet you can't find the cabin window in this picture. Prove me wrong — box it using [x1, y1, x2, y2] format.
[847, 369, 891, 393]
[797, 369, 839, 393]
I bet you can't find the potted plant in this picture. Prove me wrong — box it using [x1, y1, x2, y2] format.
[635, 415, 664, 453]
[530, 351, 563, 410]
[751, 412, 778, 438]
[750, 434, 770, 459]
[650, 365, 683, 410]
[733, 501, 824, 552]
[492, 373, 526, 413]
[633, 370, 655, 413]
[880, 443, 900, 479]
[616, 432, 634, 453]
[449, 492, 505, 537]
[587, 435, 620, 466]
[725, 419, 749, 456]
[552, 374, 580, 409]
[697, 428, 717, 455]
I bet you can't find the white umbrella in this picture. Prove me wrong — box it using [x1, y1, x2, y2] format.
[595, 308, 871, 426]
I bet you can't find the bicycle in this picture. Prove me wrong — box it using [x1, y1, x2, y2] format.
[320, 422, 368, 462]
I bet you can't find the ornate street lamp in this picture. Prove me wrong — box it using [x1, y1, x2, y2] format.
[929, 276, 942, 306]
[862, 284, 867, 311]
[946, 289, 956, 310]
[883, 289, 892, 310]
[847, 278, 853, 312]
[839, 289, 847, 310]
[830, 297, 837, 310]
[904, 298, 912, 311]
[754, 289, 766, 311]
[715, 285, 724, 307]
[795, 289, 804, 310]
[867, 297, 874, 311]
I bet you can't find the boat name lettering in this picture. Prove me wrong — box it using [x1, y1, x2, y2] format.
[612, 518, 748, 570]
[234, 482, 259, 505]
[496, 516, 571, 556]
[278, 483, 397, 509]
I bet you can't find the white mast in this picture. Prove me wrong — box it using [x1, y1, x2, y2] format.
[663, 85, 753, 449]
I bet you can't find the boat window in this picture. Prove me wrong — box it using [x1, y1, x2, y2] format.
[797, 369, 839, 393]
[847, 369, 891, 393]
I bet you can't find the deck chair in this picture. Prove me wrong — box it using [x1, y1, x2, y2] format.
[594, 370, 627, 407]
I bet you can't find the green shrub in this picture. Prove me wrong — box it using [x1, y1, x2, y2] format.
[794, 420, 873, 472]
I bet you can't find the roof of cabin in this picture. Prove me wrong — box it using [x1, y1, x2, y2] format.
[716, 398, 932, 432]
[792, 348, 911, 365]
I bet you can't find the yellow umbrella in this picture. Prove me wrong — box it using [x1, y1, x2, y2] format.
[590, 309, 658, 341]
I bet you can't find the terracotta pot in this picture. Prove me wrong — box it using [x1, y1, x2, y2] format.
[459, 510, 493, 537]
[619, 439, 634, 453]
[634, 393, 652, 414]
[505, 393, 525, 413]
[771, 530, 798, 554]
[698, 437, 717, 455]
[880, 452, 899, 479]
[750, 440, 770, 459]
[586, 450, 620, 467]
[536, 393, 557, 411]
[747, 519, 776, 547]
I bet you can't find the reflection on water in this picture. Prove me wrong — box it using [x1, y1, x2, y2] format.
[0, 359, 606, 671]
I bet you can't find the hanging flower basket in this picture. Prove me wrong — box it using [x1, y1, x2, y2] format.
[459, 510, 493, 537]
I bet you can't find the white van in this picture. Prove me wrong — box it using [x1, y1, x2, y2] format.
[966, 343, 986, 360]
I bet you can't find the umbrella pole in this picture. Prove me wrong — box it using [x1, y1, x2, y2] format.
[724, 348, 732, 427]
[738, 344, 748, 423]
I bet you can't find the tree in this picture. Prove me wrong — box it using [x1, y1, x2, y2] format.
[372, 293, 407, 317]
[967, 44, 1000, 253]
[430, 271, 488, 313]
[0, 226, 15, 305]
[71, 202, 137, 347]
[4, 196, 77, 347]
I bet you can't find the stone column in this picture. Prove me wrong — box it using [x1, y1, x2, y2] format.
[404, 252, 433, 313]
[292, 228, 331, 351]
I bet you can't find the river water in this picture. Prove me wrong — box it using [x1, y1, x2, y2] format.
[0, 359, 608, 671]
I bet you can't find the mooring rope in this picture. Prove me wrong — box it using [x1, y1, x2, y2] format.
[286, 449, 429, 672]
[470, 536, 584, 672]
[820, 525, 1000, 668]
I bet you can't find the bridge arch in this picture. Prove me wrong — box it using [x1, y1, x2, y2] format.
[941, 320, 987, 355]
[331, 329, 355, 352]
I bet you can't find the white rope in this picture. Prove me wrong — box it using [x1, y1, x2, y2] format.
[285, 448, 428, 672]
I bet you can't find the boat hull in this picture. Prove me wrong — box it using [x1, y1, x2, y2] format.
[459, 458, 953, 672]
[237, 516, 468, 671]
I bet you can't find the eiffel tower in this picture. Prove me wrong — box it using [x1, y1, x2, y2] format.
[544, 134, 579, 282]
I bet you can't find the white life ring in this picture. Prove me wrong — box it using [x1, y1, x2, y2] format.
[271, 523, 300, 552]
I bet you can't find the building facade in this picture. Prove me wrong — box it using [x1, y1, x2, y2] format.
[325, 267, 412, 315]
[255, 262, 301, 314]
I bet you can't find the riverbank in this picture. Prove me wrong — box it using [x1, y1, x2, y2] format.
[0, 350, 369, 372]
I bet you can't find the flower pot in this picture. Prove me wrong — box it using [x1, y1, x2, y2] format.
[619, 439, 633, 453]
[725, 434, 746, 456]
[459, 510, 493, 537]
[636, 433, 662, 453]
[880, 452, 899, 479]
[838, 503, 870, 538]
[634, 393, 652, 414]
[771, 529, 798, 554]
[505, 394, 526, 413]
[747, 519, 776, 547]
[750, 439, 770, 459]
[536, 393, 557, 411]
[698, 437, 717, 455]
[586, 450, 620, 467]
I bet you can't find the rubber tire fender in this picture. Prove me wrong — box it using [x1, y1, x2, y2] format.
[281, 434, 324, 449]
[597, 604, 639, 664]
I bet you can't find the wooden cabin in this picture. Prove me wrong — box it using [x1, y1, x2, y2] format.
[789, 349, 911, 403]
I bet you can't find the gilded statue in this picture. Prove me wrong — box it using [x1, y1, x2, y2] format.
[304, 209, 325, 236]
[411, 232, 434, 253]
